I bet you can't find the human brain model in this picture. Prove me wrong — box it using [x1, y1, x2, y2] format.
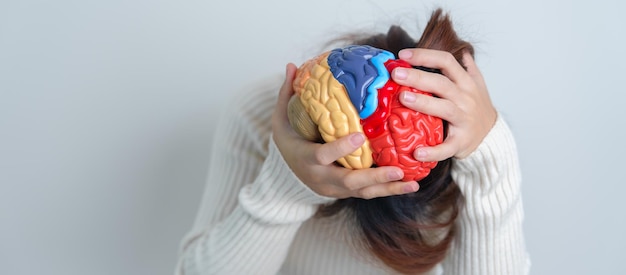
[288, 45, 444, 181]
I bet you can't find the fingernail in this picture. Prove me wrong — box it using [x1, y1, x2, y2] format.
[399, 49, 412, 59]
[403, 182, 419, 193]
[388, 170, 403, 181]
[415, 148, 427, 160]
[393, 68, 407, 80]
[350, 133, 365, 146]
[402, 92, 416, 102]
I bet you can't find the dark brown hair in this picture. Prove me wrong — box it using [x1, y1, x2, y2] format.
[317, 9, 474, 274]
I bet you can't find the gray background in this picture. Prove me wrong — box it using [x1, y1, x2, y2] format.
[1, 0, 624, 274]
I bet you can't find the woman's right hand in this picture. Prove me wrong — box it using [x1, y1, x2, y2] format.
[271, 63, 420, 200]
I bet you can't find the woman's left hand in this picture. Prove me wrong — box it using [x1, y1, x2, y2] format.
[391, 48, 497, 161]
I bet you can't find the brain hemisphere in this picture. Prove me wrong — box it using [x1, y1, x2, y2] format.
[293, 52, 373, 169]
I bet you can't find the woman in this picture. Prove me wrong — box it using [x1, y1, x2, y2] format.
[176, 9, 530, 275]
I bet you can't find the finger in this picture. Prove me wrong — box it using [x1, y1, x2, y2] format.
[391, 67, 458, 100]
[272, 63, 299, 140]
[398, 48, 472, 84]
[462, 52, 482, 80]
[414, 137, 459, 162]
[305, 169, 350, 198]
[399, 92, 459, 122]
[354, 181, 420, 200]
[311, 133, 365, 165]
[461, 52, 487, 90]
[339, 166, 405, 191]
[274, 63, 298, 120]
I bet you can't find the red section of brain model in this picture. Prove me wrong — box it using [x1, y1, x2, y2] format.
[361, 59, 444, 181]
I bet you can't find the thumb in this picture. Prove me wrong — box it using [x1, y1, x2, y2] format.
[272, 63, 299, 138]
[275, 63, 298, 119]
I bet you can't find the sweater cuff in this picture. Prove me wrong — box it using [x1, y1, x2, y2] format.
[238, 137, 336, 224]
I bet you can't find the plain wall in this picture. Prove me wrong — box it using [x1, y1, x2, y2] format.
[1, 0, 624, 274]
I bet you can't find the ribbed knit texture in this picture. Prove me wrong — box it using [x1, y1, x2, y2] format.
[175, 77, 530, 275]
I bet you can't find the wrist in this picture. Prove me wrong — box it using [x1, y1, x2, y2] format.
[453, 113, 518, 173]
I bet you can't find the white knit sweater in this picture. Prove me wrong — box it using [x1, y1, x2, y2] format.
[175, 77, 530, 275]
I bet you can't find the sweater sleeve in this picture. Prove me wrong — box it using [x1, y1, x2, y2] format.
[175, 84, 334, 275]
[441, 114, 531, 275]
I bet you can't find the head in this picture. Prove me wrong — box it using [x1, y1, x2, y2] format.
[314, 9, 473, 274]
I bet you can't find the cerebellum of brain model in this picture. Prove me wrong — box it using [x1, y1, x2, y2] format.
[288, 45, 444, 181]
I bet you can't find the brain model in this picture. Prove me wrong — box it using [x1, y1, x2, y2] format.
[288, 45, 444, 181]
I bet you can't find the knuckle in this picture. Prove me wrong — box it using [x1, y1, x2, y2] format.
[313, 178, 342, 198]
[374, 170, 390, 184]
[443, 52, 457, 67]
[431, 147, 446, 161]
[338, 138, 356, 156]
[410, 69, 422, 83]
[415, 94, 432, 110]
[462, 80, 478, 93]
[390, 185, 405, 196]
[318, 186, 339, 198]
[312, 147, 329, 165]
[341, 173, 360, 191]
[455, 142, 464, 156]
[314, 185, 331, 197]
[357, 188, 376, 200]
[465, 98, 478, 111]
[441, 103, 459, 120]
[434, 74, 448, 89]
[443, 142, 460, 159]
[446, 146, 466, 158]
